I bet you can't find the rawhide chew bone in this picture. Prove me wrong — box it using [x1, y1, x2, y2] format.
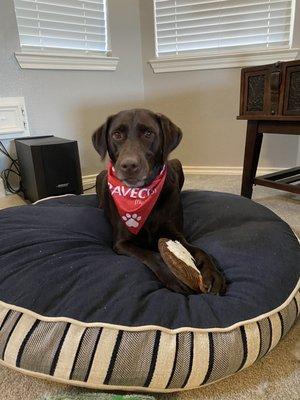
[158, 238, 208, 293]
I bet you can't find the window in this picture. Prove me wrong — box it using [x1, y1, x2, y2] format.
[151, 0, 298, 72]
[13, 0, 119, 70]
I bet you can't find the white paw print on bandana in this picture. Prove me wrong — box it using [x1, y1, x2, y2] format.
[122, 213, 142, 228]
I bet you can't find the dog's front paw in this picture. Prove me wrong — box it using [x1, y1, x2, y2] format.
[197, 256, 226, 295]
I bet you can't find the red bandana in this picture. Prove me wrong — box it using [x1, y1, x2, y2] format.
[107, 162, 167, 234]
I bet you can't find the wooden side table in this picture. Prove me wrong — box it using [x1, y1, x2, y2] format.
[239, 118, 300, 198]
[238, 60, 300, 198]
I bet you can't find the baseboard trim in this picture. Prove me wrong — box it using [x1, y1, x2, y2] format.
[0, 178, 6, 198]
[182, 166, 283, 175]
[82, 174, 97, 189]
[82, 166, 286, 188]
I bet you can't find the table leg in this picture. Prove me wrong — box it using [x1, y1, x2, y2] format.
[241, 121, 263, 198]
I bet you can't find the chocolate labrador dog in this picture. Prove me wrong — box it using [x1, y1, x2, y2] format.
[93, 109, 226, 295]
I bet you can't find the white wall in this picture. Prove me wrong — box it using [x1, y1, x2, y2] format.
[139, 0, 300, 169]
[0, 0, 300, 177]
[0, 0, 144, 176]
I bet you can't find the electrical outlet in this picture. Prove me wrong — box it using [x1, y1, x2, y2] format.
[0, 97, 30, 139]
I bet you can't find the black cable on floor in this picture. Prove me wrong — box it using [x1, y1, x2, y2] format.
[83, 184, 96, 192]
[0, 140, 22, 194]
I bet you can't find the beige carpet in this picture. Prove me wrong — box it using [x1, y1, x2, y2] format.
[0, 175, 299, 400]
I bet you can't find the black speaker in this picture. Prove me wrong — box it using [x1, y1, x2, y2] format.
[15, 136, 83, 203]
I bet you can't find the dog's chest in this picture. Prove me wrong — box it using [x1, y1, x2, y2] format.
[140, 190, 182, 235]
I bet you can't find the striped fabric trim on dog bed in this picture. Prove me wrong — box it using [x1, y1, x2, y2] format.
[0, 288, 299, 393]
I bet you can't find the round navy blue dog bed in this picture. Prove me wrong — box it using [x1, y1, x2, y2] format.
[0, 191, 299, 393]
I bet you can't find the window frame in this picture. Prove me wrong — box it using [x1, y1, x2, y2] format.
[13, 0, 119, 71]
[149, 0, 299, 73]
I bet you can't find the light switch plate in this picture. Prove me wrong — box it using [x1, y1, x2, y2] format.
[0, 97, 30, 139]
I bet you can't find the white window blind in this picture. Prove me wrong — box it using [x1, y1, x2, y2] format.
[13, 0, 108, 54]
[154, 0, 294, 56]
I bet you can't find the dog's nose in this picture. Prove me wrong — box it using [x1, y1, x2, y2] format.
[120, 158, 139, 174]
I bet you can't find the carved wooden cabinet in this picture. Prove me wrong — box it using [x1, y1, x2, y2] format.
[239, 60, 300, 119]
[237, 60, 300, 198]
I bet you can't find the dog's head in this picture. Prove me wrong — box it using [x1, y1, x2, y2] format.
[92, 108, 182, 187]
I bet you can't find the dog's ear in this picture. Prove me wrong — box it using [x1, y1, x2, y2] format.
[92, 117, 112, 160]
[157, 113, 183, 160]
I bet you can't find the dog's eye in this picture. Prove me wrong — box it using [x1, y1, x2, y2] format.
[112, 131, 125, 141]
[144, 131, 153, 139]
